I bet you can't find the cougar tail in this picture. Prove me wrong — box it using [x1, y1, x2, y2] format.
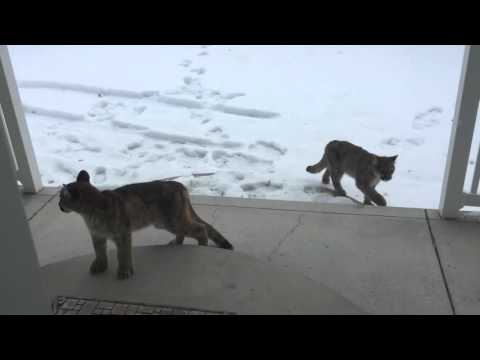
[203, 222, 234, 250]
[306, 154, 327, 174]
[182, 187, 234, 250]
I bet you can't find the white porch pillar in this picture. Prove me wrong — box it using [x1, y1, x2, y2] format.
[0, 45, 42, 193]
[439, 45, 480, 219]
[0, 108, 50, 314]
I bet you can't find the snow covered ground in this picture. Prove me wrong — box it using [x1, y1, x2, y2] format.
[8, 45, 468, 209]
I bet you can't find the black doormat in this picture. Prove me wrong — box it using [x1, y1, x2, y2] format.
[52, 296, 235, 315]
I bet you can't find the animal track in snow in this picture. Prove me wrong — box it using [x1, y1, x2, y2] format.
[21, 81, 279, 120]
[62, 134, 102, 153]
[221, 92, 246, 100]
[126, 141, 143, 151]
[24, 105, 84, 122]
[405, 137, 425, 146]
[190, 67, 206, 75]
[112, 120, 148, 131]
[82, 145, 102, 153]
[133, 105, 147, 114]
[249, 140, 287, 155]
[231, 172, 246, 181]
[382, 137, 401, 146]
[142, 130, 242, 149]
[64, 134, 80, 144]
[413, 107, 443, 130]
[382, 137, 425, 147]
[143, 154, 165, 163]
[209, 126, 223, 133]
[183, 76, 198, 86]
[176, 147, 208, 159]
[179, 59, 192, 67]
[56, 160, 77, 176]
[211, 150, 273, 168]
[241, 180, 284, 192]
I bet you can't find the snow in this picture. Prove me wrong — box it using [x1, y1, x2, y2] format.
[8, 45, 467, 209]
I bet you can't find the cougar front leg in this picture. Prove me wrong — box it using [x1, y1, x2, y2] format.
[90, 235, 108, 275]
[114, 233, 134, 280]
[357, 183, 386, 207]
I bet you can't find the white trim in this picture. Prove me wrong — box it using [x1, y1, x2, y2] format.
[0, 45, 42, 193]
[0, 104, 18, 171]
[439, 45, 480, 219]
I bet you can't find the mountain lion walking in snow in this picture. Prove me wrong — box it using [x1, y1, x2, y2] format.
[306, 140, 398, 206]
[59, 170, 233, 280]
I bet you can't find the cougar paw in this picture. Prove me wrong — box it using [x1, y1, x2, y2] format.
[89, 259, 108, 275]
[117, 266, 134, 280]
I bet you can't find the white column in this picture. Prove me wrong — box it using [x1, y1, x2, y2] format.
[439, 45, 480, 219]
[0, 106, 50, 314]
[0, 45, 42, 193]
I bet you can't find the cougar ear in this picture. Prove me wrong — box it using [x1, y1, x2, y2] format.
[77, 170, 90, 183]
[390, 155, 398, 162]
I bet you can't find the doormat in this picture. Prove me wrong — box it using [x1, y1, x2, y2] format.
[52, 296, 235, 315]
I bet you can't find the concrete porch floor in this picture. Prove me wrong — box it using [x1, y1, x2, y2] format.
[24, 187, 480, 315]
